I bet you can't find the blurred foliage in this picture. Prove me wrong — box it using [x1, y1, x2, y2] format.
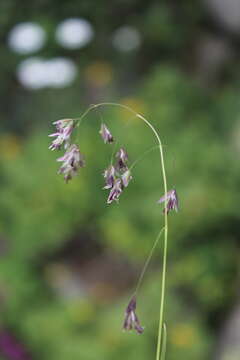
[0, 0, 240, 359]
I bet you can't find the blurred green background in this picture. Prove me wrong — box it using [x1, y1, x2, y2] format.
[0, 0, 240, 359]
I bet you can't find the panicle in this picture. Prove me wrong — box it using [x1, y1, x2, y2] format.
[107, 178, 123, 204]
[157, 189, 179, 214]
[116, 148, 128, 170]
[123, 296, 144, 334]
[49, 118, 74, 150]
[103, 165, 116, 189]
[103, 147, 132, 204]
[122, 169, 132, 188]
[57, 144, 85, 183]
[99, 123, 114, 144]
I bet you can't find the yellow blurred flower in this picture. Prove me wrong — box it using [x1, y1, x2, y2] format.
[99, 328, 122, 348]
[170, 323, 197, 348]
[85, 61, 113, 87]
[0, 134, 21, 160]
[118, 97, 146, 122]
[66, 300, 96, 324]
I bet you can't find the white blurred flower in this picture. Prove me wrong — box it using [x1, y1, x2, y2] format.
[112, 26, 141, 52]
[17, 57, 77, 90]
[45, 58, 77, 87]
[56, 18, 94, 49]
[205, 0, 240, 33]
[17, 57, 48, 89]
[8, 22, 46, 54]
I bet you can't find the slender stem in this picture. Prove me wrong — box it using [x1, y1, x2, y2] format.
[160, 323, 167, 360]
[134, 226, 165, 295]
[110, 139, 119, 165]
[74, 104, 96, 126]
[137, 113, 168, 360]
[73, 104, 96, 143]
[129, 145, 159, 172]
[76, 102, 168, 360]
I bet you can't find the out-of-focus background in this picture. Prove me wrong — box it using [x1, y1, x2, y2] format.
[0, 0, 240, 359]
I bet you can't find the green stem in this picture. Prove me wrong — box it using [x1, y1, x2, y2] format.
[129, 145, 159, 172]
[134, 226, 165, 295]
[137, 113, 168, 360]
[76, 102, 168, 360]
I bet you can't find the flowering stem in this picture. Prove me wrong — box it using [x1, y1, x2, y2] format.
[76, 102, 168, 360]
[137, 113, 168, 360]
